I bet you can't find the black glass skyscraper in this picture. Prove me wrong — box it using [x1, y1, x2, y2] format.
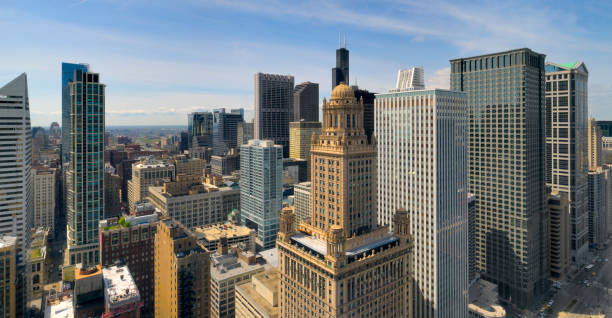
[332, 47, 349, 89]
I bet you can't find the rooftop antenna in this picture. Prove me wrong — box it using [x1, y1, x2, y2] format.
[338, 31, 341, 48]
[344, 33, 347, 48]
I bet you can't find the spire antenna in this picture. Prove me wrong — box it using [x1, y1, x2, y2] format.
[344, 33, 347, 48]
[338, 31, 341, 48]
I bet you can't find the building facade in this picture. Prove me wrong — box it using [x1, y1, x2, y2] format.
[239, 140, 283, 249]
[99, 213, 158, 318]
[331, 45, 349, 89]
[588, 117, 604, 168]
[147, 175, 240, 228]
[545, 61, 590, 264]
[289, 121, 321, 180]
[375, 88, 469, 318]
[188, 112, 213, 149]
[392, 67, 425, 92]
[154, 219, 210, 318]
[210, 150, 240, 176]
[548, 191, 571, 278]
[212, 108, 244, 155]
[127, 158, 174, 211]
[235, 269, 280, 318]
[254, 73, 294, 158]
[0, 236, 16, 318]
[293, 181, 311, 226]
[293, 82, 319, 122]
[0, 74, 32, 265]
[277, 84, 413, 318]
[169, 155, 206, 177]
[61, 62, 89, 163]
[237, 122, 254, 146]
[32, 167, 56, 237]
[450, 49, 549, 306]
[468, 194, 477, 283]
[597, 121, 612, 137]
[587, 167, 608, 248]
[66, 69, 105, 266]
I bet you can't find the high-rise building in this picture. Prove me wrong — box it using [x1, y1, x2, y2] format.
[277, 84, 413, 317]
[127, 157, 174, 211]
[588, 117, 604, 169]
[104, 165, 122, 218]
[0, 235, 16, 318]
[148, 175, 240, 228]
[49, 121, 61, 139]
[331, 42, 349, 89]
[154, 219, 210, 318]
[293, 82, 319, 122]
[210, 242, 265, 318]
[32, 166, 56, 237]
[99, 212, 158, 318]
[450, 49, 549, 306]
[468, 194, 477, 283]
[293, 181, 311, 226]
[61, 62, 89, 163]
[588, 167, 608, 248]
[548, 191, 571, 278]
[254, 73, 294, 158]
[596, 121, 612, 137]
[391, 67, 425, 92]
[375, 87, 469, 318]
[0, 74, 32, 264]
[210, 150, 240, 176]
[545, 61, 590, 264]
[235, 269, 280, 318]
[66, 69, 105, 266]
[240, 140, 283, 249]
[213, 108, 244, 155]
[289, 121, 321, 180]
[237, 121, 254, 146]
[188, 112, 213, 148]
[353, 87, 376, 142]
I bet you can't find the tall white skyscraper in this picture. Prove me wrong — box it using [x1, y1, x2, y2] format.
[0, 73, 32, 265]
[239, 139, 283, 249]
[391, 67, 425, 92]
[375, 88, 469, 318]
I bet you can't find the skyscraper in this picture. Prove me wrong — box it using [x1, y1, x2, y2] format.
[375, 87, 469, 318]
[61, 62, 89, 163]
[353, 87, 375, 142]
[450, 49, 549, 306]
[277, 84, 413, 317]
[154, 219, 210, 318]
[239, 140, 283, 249]
[254, 73, 294, 158]
[236, 121, 253, 146]
[588, 117, 604, 169]
[66, 69, 105, 266]
[545, 61, 589, 265]
[32, 166, 56, 237]
[188, 111, 213, 148]
[0, 74, 32, 265]
[293, 82, 319, 122]
[212, 108, 244, 155]
[331, 42, 349, 89]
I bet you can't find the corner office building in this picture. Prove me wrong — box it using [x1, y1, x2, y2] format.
[450, 49, 549, 307]
[66, 69, 105, 265]
[375, 88, 469, 318]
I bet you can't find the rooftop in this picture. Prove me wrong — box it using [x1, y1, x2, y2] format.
[235, 270, 280, 317]
[103, 265, 141, 308]
[45, 295, 74, 318]
[193, 222, 252, 242]
[468, 279, 506, 318]
[211, 251, 265, 281]
[0, 235, 16, 249]
[75, 265, 102, 280]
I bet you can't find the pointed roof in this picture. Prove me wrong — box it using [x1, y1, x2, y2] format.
[0, 73, 28, 97]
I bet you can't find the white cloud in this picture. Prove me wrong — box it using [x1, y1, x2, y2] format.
[425, 67, 450, 90]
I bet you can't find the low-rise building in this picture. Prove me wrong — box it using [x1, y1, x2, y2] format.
[168, 155, 206, 177]
[193, 222, 255, 253]
[127, 157, 174, 211]
[28, 228, 48, 300]
[148, 175, 240, 228]
[235, 269, 280, 318]
[73, 264, 105, 318]
[45, 292, 74, 318]
[210, 242, 266, 318]
[102, 264, 143, 317]
[210, 149, 240, 176]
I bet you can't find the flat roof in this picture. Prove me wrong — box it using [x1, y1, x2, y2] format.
[211, 253, 265, 281]
[45, 296, 74, 318]
[194, 222, 252, 242]
[103, 265, 140, 307]
[0, 235, 16, 249]
[375, 88, 465, 98]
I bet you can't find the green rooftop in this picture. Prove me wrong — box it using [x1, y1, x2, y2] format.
[560, 62, 578, 69]
[30, 248, 42, 259]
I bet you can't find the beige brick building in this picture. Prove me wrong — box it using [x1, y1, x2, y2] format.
[235, 269, 280, 318]
[127, 157, 174, 210]
[276, 84, 413, 318]
[32, 166, 56, 235]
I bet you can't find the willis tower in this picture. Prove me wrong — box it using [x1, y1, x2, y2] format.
[332, 34, 349, 89]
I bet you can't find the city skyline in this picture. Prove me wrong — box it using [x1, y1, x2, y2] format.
[1, 0, 611, 126]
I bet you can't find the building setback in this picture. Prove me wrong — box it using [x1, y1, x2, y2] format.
[154, 219, 210, 318]
[450, 48, 549, 307]
[254, 73, 294, 158]
[277, 84, 413, 317]
[545, 62, 590, 265]
[375, 88, 469, 318]
[240, 140, 283, 249]
[0, 74, 32, 265]
[66, 69, 105, 266]
[293, 82, 319, 122]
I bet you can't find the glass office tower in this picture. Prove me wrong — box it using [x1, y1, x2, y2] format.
[61, 62, 89, 163]
[450, 49, 549, 307]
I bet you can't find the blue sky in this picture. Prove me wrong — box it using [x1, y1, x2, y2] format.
[2, 0, 611, 126]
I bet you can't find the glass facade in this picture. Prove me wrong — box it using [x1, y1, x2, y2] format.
[450, 49, 549, 307]
[61, 62, 89, 163]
